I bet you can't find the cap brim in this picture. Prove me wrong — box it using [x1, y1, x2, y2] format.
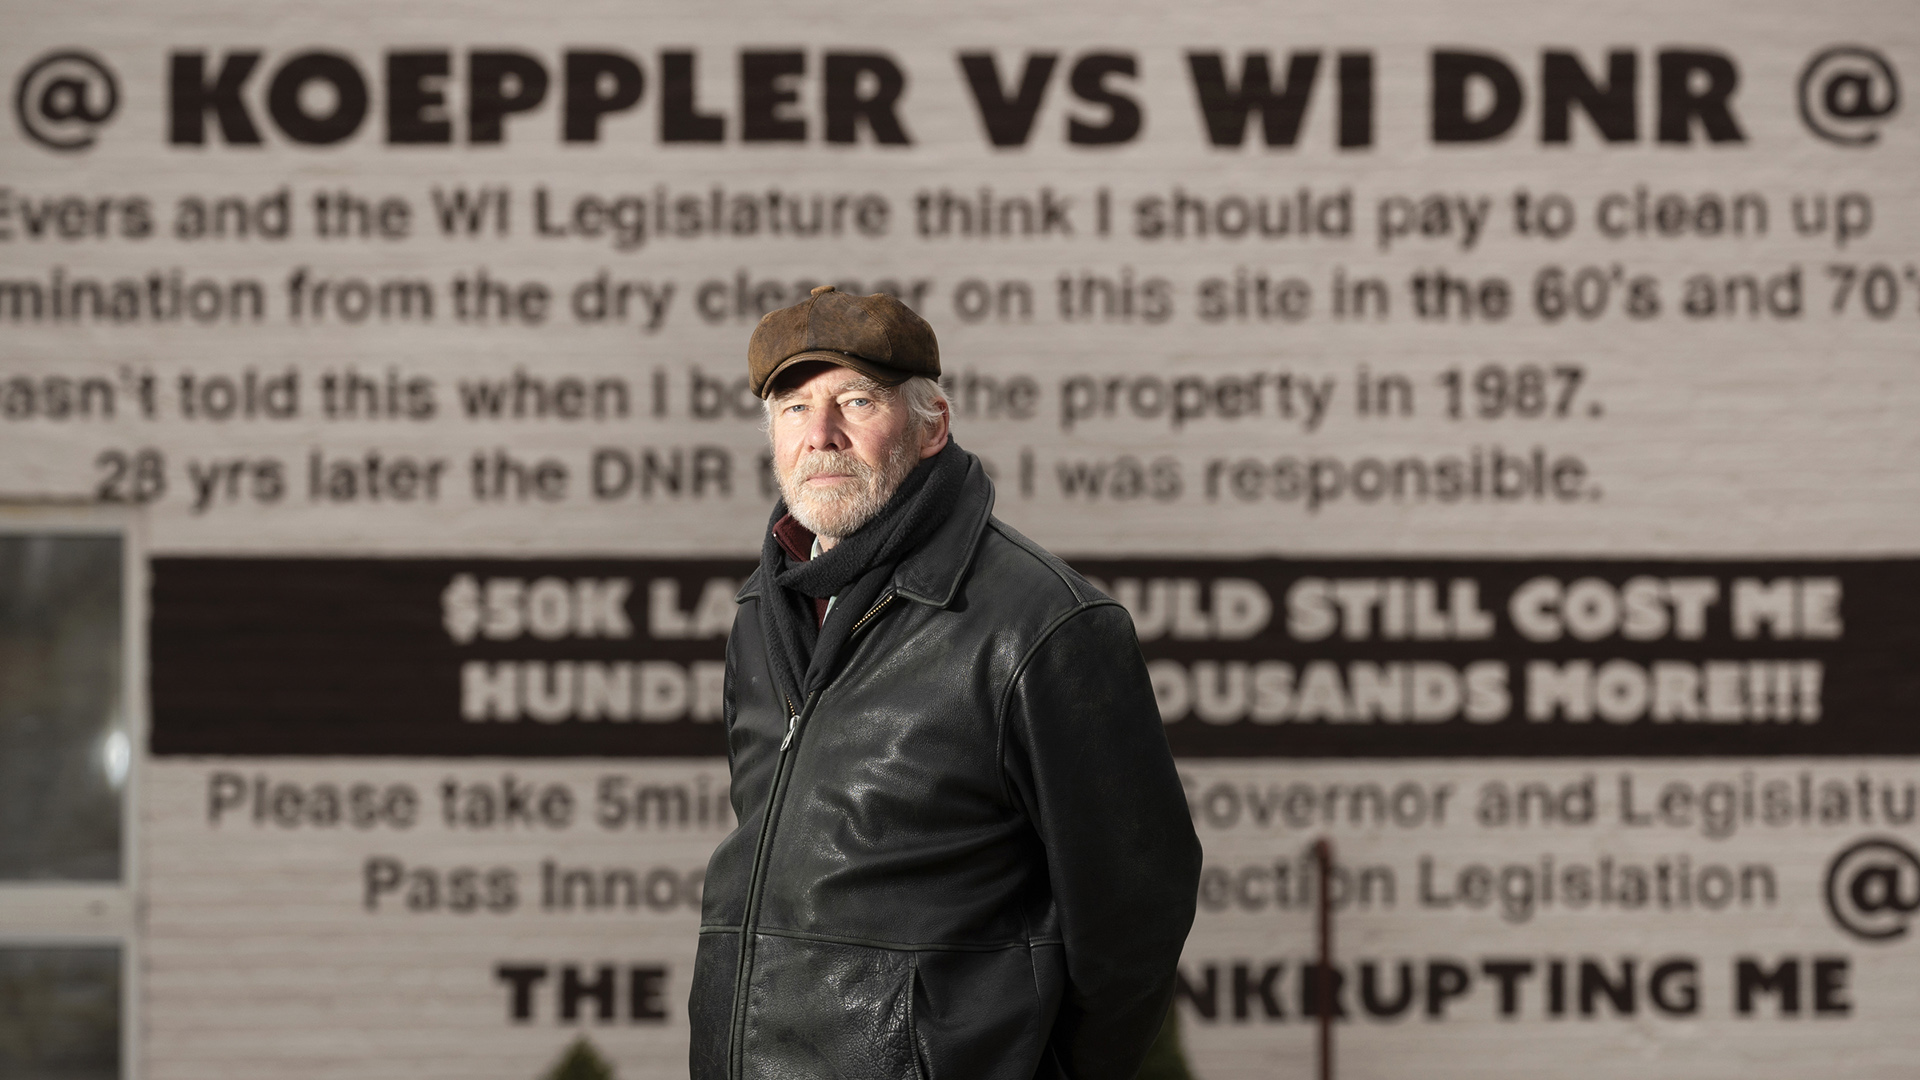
[759, 351, 913, 398]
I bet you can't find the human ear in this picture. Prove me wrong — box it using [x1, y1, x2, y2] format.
[917, 397, 951, 459]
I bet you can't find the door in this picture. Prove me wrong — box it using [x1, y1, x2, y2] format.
[0, 507, 141, 1080]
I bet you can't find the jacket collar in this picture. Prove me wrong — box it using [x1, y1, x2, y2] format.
[735, 452, 995, 608]
[889, 453, 993, 608]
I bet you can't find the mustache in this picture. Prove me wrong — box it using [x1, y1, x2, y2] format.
[790, 451, 876, 486]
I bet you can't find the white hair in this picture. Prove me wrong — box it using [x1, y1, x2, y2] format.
[895, 376, 949, 434]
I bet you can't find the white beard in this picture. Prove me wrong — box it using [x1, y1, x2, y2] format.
[776, 435, 921, 541]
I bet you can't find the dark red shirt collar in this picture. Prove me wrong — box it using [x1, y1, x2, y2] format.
[772, 513, 816, 562]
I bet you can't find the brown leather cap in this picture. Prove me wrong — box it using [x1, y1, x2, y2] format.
[748, 285, 940, 398]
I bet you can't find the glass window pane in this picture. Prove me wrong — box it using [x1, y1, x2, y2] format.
[0, 536, 125, 882]
[0, 945, 120, 1080]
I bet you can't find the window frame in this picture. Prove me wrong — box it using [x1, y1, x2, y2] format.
[0, 501, 145, 1080]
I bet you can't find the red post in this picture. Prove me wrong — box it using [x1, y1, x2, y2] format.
[1314, 837, 1334, 1080]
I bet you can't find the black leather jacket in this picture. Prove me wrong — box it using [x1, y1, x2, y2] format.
[690, 459, 1201, 1080]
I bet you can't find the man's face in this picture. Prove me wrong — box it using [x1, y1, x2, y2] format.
[768, 363, 946, 542]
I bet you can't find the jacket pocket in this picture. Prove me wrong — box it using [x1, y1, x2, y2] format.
[908, 946, 1053, 1080]
[907, 963, 931, 1080]
[740, 932, 923, 1080]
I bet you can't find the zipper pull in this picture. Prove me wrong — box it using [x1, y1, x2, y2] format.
[779, 712, 799, 752]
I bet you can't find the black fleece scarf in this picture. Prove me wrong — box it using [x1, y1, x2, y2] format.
[758, 440, 971, 715]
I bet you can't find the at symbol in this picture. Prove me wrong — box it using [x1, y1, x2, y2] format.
[1825, 836, 1920, 942]
[14, 50, 119, 151]
[1798, 46, 1900, 147]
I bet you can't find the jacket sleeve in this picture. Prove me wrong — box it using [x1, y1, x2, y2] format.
[1001, 601, 1202, 1079]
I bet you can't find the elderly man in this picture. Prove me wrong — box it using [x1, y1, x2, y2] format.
[690, 285, 1200, 1080]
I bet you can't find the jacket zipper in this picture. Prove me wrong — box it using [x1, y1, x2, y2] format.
[727, 592, 899, 1078]
[728, 690, 814, 1078]
[850, 593, 895, 636]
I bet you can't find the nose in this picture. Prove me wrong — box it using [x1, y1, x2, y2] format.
[801, 402, 848, 452]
